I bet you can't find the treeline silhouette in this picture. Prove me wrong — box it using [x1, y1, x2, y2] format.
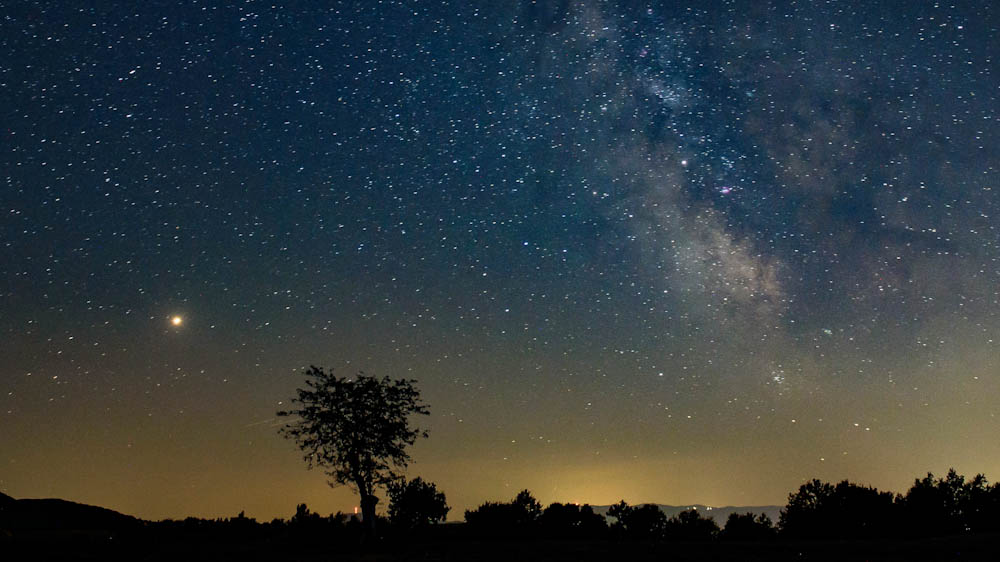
[4, 468, 1000, 561]
[458, 468, 1000, 542]
[779, 469, 1000, 540]
[105, 469, 1000, 541]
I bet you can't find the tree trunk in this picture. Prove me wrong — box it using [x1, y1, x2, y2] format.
[360, 494, 378, 537]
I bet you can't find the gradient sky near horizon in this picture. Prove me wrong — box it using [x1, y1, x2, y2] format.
[2, 1, 999, 521]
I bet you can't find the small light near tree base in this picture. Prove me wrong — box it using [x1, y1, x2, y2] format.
[170, 315, 183, 327]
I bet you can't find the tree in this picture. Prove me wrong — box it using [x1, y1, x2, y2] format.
[899, 468, 998, 536]
[778, 479, 835, 538]
[664, 508, 719, 541]
[277, 367, 430, 536]
[779, 479, 896, 539]
[386, 477, 449, 531]
[608, 501, 667, 540]
[512, 489, 543, 525]
[964, 474, 1000, 533]
[290, 503, 322, 526]
[719, 512, 775, 541]
[539, 502, 608, 539]
[464, 490, 542, 537]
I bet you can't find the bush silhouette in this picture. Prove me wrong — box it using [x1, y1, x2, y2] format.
[386, 477, 449, 531]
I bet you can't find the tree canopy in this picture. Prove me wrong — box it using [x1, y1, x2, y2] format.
[277, 367, 430, 535]
[608, 501, 667, 540]
[464, 490, 544, 537]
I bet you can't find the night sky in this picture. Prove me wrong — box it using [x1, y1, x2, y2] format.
[3, 1, 998, 521]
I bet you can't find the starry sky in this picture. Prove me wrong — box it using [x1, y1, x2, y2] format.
[2, 1, 998, 521]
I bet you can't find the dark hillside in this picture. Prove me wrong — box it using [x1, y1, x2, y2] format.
[0, 495, 142, 532]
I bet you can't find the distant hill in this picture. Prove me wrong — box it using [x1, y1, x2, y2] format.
[592, 504, 782, 525]
[0, 494, 142, 532]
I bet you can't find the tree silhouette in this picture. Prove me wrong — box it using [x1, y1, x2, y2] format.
[464, 489, 543, 538]
[664, 508, 720, 541]
[577, 504, 610, 537]
[719, 512, 775, 541]
[779, 479, 896, 539]
[899, 468, 1000, 537]
[539, 502, 608, 539]
[608, 501, 667, 540]
[606, 500, 630, 537]
[277, 367, 430, 536]
[512, 489, 543, 525]
[779, 479, 834, 538]
[964, 473, 1000, 533]
[386, 477, 449, 531]
[290, 503, 322, 526]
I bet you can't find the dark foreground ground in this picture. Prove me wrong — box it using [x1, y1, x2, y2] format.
[4, 533, 999, 561]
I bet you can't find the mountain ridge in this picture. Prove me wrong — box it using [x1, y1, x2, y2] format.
[591, 503, 782, 524]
